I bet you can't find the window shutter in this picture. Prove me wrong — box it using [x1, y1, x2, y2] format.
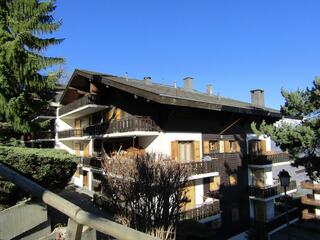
[203, 141, 209, 154]
[261, 140, 267, 153]
[83, 142, 90, 157]
[116, 109, 121, 121]
[210, 176, 221, 191]
[229, 174, 237, 186]
[194, 141, 200, 161]
[171, 141, 178, 161]
[75, 143, 81, 157]
[184, 183, 195, 210]
[90, 83, 98, 93]
[75, 119, 81, 129]
[224, 141, 230, 153]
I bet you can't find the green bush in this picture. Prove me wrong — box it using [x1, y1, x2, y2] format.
[0, 146, 79, 207]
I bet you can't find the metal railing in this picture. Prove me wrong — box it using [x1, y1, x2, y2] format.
[249, 180, 297, 199]
[0, 162, 159, 240]
[24, 131, 55, 141]
[248, 152, 292, 165]
[251, 207, 299, 236]
[180, 201, 220, 221]
[180, 160, 219, 175]
[58, 129, 85, 138]
[81, 157, 102, 169]
[59, 94, 102, 116]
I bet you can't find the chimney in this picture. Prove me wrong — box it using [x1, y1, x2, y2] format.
[143, 76, 152, 85]
[206, 84, 213, 96]
[183, 77, 193, 91]
[250, 89, 265, 107]
[173, 80, 177, 88]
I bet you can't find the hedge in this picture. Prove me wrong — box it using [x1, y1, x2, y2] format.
[0, 146, 79, 207]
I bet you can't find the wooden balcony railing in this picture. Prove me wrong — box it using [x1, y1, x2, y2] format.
[251, 207, 299, 236]
[301, 180, 320, 191]
[106, 116, 160, 133]
[58, 117, 160, 139]
[180, 201, 220, 221]
[301, 195, 320, 207]
[58, 129, 85, 138]
[85, 116, 160, 136]
[249, 180, 297, 199]
[0, 163, 159, 240]
[59, 94, 102, 116]
[180, 160, 219, 175]
[248, 152, 292, 165]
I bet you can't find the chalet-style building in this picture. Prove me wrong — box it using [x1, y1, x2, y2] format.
[25, 69, 309, 239]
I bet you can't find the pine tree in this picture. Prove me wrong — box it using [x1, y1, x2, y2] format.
[252, 78, 320, 181]
[0, 0, 64, 132]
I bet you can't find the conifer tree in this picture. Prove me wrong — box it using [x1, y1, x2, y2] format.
[0, 0, 63, 132]
[252, 78, 320, 181]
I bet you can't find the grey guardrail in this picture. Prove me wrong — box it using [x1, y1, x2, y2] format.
[0, 162, 159, 240]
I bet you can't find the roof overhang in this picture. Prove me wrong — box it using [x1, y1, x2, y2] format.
[100, 76, 281, 118]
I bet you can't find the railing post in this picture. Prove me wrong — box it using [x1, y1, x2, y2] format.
[66, 218, 83, 240]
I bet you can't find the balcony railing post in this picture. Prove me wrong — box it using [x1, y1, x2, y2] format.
[67, 217, 84, 240]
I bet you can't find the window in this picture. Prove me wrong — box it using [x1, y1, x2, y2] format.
[230, 141, 240, 152]
[203, 140, 219, 154]
[249, 140, 266, 154]
[232, 207, 240, 222]
[92, 172, 102, 181]
[178, 141, 193, 162]
[209, 141, 220, 153]
[229, 173, 237, 186]
[171, 141, 200, 161]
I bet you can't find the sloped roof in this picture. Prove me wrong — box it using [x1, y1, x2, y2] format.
[61, 69, 281, 118]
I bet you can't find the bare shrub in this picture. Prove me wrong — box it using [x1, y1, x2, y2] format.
[102, 153, 190, 234]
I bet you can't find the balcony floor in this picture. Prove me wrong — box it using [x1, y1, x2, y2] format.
[59, 104, 108, 119]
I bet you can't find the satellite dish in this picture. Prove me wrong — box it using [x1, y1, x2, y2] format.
[204, 155, 212, 161]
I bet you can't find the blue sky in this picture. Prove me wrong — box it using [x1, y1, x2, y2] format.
[47, 0, 320, 109]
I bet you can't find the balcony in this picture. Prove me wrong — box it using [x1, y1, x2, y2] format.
[180, 160, 219, 176]
[251, 207, 299, 236]
[24, 131, 55, 142]
[249, 180, 297, 199]
[301, 180, 320, 191]
[57, 116, 160, 139]
[302, 210, 320, 220]
[301, 195, 320, 207]
[248, 152, 292, 166]
[58, 129, 85, 139]
[59, 94, 107, 119]
[81, 157, 103, 169]
[180, 200, 220, 222]
[86, 117, 160, 135]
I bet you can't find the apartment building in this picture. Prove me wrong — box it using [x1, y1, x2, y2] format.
[28, 69, 308, 239]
